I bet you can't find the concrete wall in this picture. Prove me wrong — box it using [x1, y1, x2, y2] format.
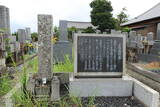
[126, 64, 160, 93]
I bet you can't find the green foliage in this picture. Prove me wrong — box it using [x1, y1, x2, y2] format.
[68, 26, 77, 40]
[0, 75, 12, 96]
[54, 26, 60, 39]
[122, 27, 131, 33]
[4, 38, 11, 58]
[54, 55, 73, 73]
[82, 26, 96, 33]
[115, 8, 129, 30]
[0, 28, 8, 34]
[54, 95, 96, 107]
[90, 0, 115, 32]
[12, 32, 18, 41]
[31, 32, 38, 42]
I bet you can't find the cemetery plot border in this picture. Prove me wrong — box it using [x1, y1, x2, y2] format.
[74, 33, 126, 78]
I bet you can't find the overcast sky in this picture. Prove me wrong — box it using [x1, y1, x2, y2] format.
[0, 0, 160, 33]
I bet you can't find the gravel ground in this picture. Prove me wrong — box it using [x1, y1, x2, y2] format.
[82, 96, 145, 107]
[60, 84, 145, 107]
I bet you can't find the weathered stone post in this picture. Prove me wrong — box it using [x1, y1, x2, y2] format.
[27, 14, 60, 101]
[37, 14, 53, 80]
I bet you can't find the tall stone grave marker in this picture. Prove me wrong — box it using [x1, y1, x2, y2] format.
[157, 23, 160, 40]
[0, 5, 11, 36]
[25, 27, 31, 42]
[53, 20, 72, 63]
[59, 20, 68, 41]
[37, 15, 53, 79]
[27, 14, 60, 101]
[18, 29, 26, 43]
[73, 33, 126, 78]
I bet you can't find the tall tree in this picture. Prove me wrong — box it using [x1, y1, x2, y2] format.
[68, 27, 77, 40]
[12, 32, 18, 41]
[53, 26, 60, 39]
[116, 7, 129, 30]
[82, 27, 96, 33]
[31, 32, 38, 42]
[90, 0, 115, 32]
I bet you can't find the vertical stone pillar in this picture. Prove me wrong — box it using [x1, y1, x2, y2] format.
[18, 29, 26, 43]
[38, 14, 53, 80]
[25, 27, 31, 41]
[59, 20, 68, 41]
[0, 5, 11, 36]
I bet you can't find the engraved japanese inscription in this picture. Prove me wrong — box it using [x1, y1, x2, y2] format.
[77, 36, 123, 72]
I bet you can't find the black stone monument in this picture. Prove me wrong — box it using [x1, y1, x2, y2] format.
[74, 34, 125, 78]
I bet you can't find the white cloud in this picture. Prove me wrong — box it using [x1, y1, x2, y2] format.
[0, 0, 160, 33]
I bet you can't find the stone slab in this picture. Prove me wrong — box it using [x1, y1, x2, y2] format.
[59, 20, 68, 41]
[69, 79, 133, 97]
[74, 33, 126, 77]
[53, 41, 72, 63]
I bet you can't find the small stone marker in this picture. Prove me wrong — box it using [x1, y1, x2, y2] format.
[147, 32, 154, 45]
[128, 31, 137, 48]
[74, 34, 126, 77]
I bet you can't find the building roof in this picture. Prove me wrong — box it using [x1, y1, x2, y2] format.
[67, 21, 96, 29]
[121, 2, 160, 26]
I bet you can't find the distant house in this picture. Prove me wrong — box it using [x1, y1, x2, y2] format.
[121, 3, 160, 40]
[67, 21, 96, 30]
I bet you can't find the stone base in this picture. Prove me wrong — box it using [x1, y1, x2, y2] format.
[69, 78, 133, 97]
[27, 74, 60, 102]
[69, 77, 159, 107]
[53, 41, 72, 63]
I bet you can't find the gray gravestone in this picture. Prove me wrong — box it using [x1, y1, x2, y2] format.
[37, 15, 53, 79]
[74, 34, 126, 78]
[147, 32, 154, 45]
[136, 34, 144, 49]
[25, 27, 31, 41]
[53, 20, 72, 63]
[18, 29, 26, 43]
[128, 31, 137, 48]
[157, 23, 160, 40]
[27, 15, 60, 101]
[0, 5, 11, 36]
[59, 20, 68, 41]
